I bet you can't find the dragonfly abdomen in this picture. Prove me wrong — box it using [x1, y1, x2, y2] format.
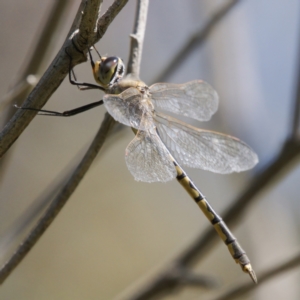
[173, 159, 257, 283]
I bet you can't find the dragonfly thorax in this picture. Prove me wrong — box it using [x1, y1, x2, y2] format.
[92, 56, 125, 89]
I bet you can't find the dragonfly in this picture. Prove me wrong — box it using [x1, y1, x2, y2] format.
[18, 46, 259, 283]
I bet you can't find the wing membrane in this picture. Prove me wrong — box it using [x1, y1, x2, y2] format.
[103, 87, 152, 130]
[149, 80, 218, 121]
[125, 130, 176, 183]
[155, 112, 258, 174]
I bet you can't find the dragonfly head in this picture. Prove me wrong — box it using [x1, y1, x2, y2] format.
[93, 56, 125, 88]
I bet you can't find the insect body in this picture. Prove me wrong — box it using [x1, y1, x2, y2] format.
[19, 48, 258, 282]
[92, 50, 258, 282]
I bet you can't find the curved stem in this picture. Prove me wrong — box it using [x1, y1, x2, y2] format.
[126, 0, 149, 77]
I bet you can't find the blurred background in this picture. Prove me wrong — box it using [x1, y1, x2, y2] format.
[0, 0, 299, 299]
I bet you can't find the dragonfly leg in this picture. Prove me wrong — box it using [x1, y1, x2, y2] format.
[14, 100, 103, 117]
[173, 160, 257, 283]
[65, 47, 105, 91]
[92, 45, 102, 60]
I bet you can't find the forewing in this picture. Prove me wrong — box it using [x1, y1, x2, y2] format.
[155, 112, 258, 174]
[125, 130, 176, 183]
[103, 87, 150, 130]
[149, 80, 218, 121]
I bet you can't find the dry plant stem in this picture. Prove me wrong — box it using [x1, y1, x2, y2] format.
[212, 251, 300, 300]
[126, 0, 149, 77]
[0, 113, 115, 284]
[0, 0, 128, 159]
[154, 0, 241, 83]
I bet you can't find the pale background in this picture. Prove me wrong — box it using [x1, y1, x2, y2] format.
[0, 0, 299, 299]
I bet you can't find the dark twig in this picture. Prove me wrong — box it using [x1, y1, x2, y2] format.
[154, 0, 241, 83]
[126, 0, 149, 77]
[0, 113, 115, 284]
[211, 251, 300, 300]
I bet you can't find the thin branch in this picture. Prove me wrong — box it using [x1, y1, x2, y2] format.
[212, 251, 300, 300]
[126, 0, 149, 77]
[0, 0, 128, 159]
[153, 0, 241, 83]
[0, 113, 115, 284]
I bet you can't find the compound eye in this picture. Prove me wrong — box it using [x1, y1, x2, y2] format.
[102, 57, 118, 74]
[98, 56, 119, 86]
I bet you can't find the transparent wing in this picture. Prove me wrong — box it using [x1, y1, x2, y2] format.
[103, 87, 152, 130]
[149, 80, 218, 121]
[125, 129, 176, 183]
[155, 112, 258, 174]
